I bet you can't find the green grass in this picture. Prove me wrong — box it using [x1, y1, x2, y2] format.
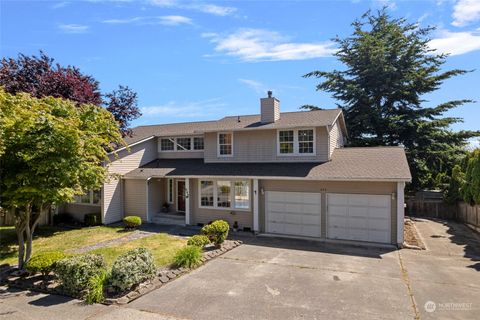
[90, 233, 187, 268]
[0, 225, 125, 266]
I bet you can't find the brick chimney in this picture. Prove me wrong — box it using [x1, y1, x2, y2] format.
[260, 90, 280, 123]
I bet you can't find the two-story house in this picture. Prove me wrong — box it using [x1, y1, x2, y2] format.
[60, 92, 411, 247]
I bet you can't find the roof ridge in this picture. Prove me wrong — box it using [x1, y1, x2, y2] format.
[221, 108, 340, 119]
[133, 119, 218, 129]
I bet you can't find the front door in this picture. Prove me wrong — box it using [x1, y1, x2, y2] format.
[177, 180, 186, 212]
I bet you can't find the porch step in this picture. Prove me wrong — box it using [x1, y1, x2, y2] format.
[152, 213, 185, 226]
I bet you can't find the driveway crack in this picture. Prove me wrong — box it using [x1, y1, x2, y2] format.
[397, 250, 420, 320]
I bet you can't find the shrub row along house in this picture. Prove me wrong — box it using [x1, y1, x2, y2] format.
[59, 92, 411, 246]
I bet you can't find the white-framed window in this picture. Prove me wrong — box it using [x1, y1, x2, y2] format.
[200, 180, 214, 207]
[167, 178, 173, 203]
[160, 138, 175, 151]
[199, 180, 250, 210]
[176, 137, 191, 151]
[218, 132, 233, 157]
[74, 189, 101, 205]
[234, 181, 249, 209]
[277, 128, 316, 156]
[279, 130, 294, 154]
[160, 136, 204, 152]
[193, 137, 204, 150]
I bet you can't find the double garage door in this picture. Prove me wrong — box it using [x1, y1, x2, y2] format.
[265, 191, 391, 244]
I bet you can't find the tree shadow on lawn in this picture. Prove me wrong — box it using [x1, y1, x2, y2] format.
[0, 226, 75, 264]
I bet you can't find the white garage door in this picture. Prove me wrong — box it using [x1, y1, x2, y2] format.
[266, 191, 321, 238]
[327, 193, 391, 244]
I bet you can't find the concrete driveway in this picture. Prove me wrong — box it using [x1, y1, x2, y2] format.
[129, 218, 479, 320]
[1, 219, 478, 319]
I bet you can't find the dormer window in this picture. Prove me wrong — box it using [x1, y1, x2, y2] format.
[218, 132, 233, 157]
[277, 128, 315, 156]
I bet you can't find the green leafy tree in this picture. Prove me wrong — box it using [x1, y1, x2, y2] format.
[0, 89, 123, 269]
[444, 165, 465, 205]
[461, 149, 480, 205]
[304, 9, 479, 191]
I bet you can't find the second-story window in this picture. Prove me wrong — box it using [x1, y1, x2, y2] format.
[298, 129, 314, 153]
[176, 137, 191, 151]
[218, 133, 232, 156]
[278, 129, 315, 156]
[161, 138, 174, 151]
[279, 130, 294, 154]
[193, 137, 204, 150]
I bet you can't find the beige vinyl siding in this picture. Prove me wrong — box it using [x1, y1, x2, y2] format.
[148, 178, 163, 216]
[329, 120, 344, 157]
[204, 128, 329, 163]
[103, 138, 157, 224]
[158, 151, 204, 159]
[124, 179, 148, 222]
[190, 179, 253, 229]
[259, 180, 398, 244]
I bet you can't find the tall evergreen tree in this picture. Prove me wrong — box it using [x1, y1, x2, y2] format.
[304, 9, 479, 191]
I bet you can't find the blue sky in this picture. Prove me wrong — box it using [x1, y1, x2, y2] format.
[1, 0, 479, 145]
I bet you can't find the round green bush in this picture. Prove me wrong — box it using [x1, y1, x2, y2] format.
[25, 251, 67, 276]
[173, 246, 202, 269]
[123, 215, 142, 229]
[187, 235, 211, 248]
[55, 254, 107, 298]
[201, 220, 230, 246]
[107, 248, 156, 293]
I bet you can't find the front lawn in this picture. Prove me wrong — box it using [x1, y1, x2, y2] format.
[0, 225, 187, 269]
[90, 233, 187, 267]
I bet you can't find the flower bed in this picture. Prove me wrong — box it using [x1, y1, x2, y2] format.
[1, 239, 242, 305]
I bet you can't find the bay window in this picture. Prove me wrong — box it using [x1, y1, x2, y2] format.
[176, 137, 191, 151]
[160, 138, 175, 151]
[199, 180, 250, 210]
[160, 136, 204, 151]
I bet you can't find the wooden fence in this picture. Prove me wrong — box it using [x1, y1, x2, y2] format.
[406, 197, 457, 220]
[0, 210, 51, 227]
[457, 202, 480, 232]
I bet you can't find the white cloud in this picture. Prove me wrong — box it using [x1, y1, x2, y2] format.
[204, 28, 336, 62]
[148, 0, 236, 16]
[430, 29, 480, 55]
[238, 79, 268, 95]
[52, 1, 69, 9]
[452, 0, 480, 26]
[141, 98, 227, 117]
[102, 15, 192, 26]
[58, 24, 89, 33]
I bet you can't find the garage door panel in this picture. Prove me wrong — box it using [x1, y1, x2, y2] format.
[369, 218, 390, 230]
[266, 191, 321, 238]
[302, 214, 321, 225]
[327, 193, 391, 244]
[285, 203, 302, 213]
[302, 204, 321, 214]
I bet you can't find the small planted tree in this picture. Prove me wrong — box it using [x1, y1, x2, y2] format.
[0, 89, 123, 269]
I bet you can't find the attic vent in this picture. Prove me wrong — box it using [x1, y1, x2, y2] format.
[237, 115, 241, 123]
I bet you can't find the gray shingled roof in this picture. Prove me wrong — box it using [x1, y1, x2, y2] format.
[123, 147, 411, 181]
[124, 109, 343, 145]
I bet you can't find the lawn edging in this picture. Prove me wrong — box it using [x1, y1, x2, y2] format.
[1, 239, 243, 305]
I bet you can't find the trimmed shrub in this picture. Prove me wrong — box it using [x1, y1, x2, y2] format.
[85, 269, 108, 304]
[173, 246, 202, 268]
[55, 254, 107, 298]
[25, 251, 67, 277]
[107, 248, 156, 293]
[187, 235, 211, 248]
[84, 213, 101, 226]
[201, 220, 230, 246]
[123, 216, 142, 229]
